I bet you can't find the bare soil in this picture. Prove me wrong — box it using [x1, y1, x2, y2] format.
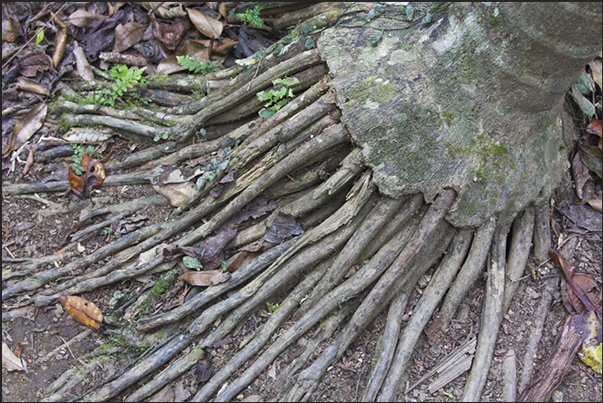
[2, 134, 601, 402]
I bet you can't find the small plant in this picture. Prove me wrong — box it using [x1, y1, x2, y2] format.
[70, 144, 99, 176]
[176, 56, 220, 75]
[237, 3, 264, 28]
[154, 133, 169, 142]
[87, 64, 147, 107]
[183, 256, 203, 270]
[103, 227, 113, 236]
[256, 77, 299, 118]
[260, 301, 280, 316]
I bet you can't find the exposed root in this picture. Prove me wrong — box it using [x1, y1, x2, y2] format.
[371, 229, 473, 401]
[461, 221, 511, 402]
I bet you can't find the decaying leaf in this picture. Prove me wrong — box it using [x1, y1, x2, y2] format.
[195, 348, 214, 383]
[572, 151, 590, 200]
[73, 41, 94, 81]
[68, 154, 106, 198]
[156, 39, 210, 75]
[2, 102, 47, 157]
[187, 8, 223, 40]
[3, 19, 21, 42]
[152, 182, 196, 206]
[2, 342, 26, 372]
[224, 250, 259, 272]
[113, 21, 145, 53]
[15, 77, 49, 96]
[137, 2, 188, 19]
[179, 270, 230, 286]
[590, 58, 602, 89]
[149, 384, 174, 402]
[17, 48, 52, 77]
[549, 249, 601, 316]
[153, 17, 190, 51]
[58, 295, 103, 329]
[264, 212, 304, 244]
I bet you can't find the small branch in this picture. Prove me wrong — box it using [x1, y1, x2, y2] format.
[503, 349, 517, 402]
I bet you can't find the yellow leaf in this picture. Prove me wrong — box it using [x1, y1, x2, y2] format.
[578, 310, 602, 374]
[58, 296, 103, 329]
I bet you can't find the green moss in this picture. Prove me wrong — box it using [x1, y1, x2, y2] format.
[489, 16, 499, 25]
[136, 271, 179, 317]
[345, 76, 396, 107]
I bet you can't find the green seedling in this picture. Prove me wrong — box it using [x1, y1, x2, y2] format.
[176, 56, 220, 75]
[70, 144, 99, 176]
[256, 77, 299, 118]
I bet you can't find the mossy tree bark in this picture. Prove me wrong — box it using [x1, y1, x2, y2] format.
[5, 2, 601, 402]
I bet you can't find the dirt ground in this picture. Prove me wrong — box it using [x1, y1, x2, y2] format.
[2, 130, 602, 402]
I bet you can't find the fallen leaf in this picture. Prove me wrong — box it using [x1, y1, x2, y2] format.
[195, 348, 214, 383]
[586, 197, 602, 212]
[225, 251, 259, 272]
[113, 21, 145, 53]
[17, 48, 52, 77]
[153, 17, 190, 50]
[586, 120, 602, 137]
[3, 19, 21, 42]
[16, 76, 49, 96]
[66, 9, 107, 28]
[549, 249, 602, 316]
[58, 296, 103, 329]
[578, 144, 602, 178]
[264, 212, 304, 244]
[590, 58, 602, 89]
[2, 102, 47, 157]
[572, 152, 590, 200]
[569, 310, 602, 374]
[152, 182, 196, 206]
[52, 13, 68, 67]
[179, 270, 230, 286]
[212, 38, 238, 55]
[149, 384, 174, 402]
[2, 342, 26, 372]
[62, 127, 114, 143]
[187, 8, 223, 39]
[173, 381, 191, 402]
[69, 154, 106, 198]
[213, 335, 233, 349]
[73, 41, 94, 81]
[194, 225, 237, 270]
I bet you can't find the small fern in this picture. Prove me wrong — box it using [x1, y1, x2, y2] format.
[70, 144, 99, 176]
[237, 3, 264, 28]
[87, 64, 147, 107]
[176, 56, 220, 75]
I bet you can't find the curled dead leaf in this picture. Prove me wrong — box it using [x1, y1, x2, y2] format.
[68, 154, 106, 198]
[2, 342, 26, 372]
[586, 197, 602, 212]
[52, 14, 68, 68]
[58, 296, 103, 329]
[137, 2, 188, 19]
[179, 270, 230, 286]
[2, 102, 47, 157]
[586, 120, 602, 137]
[187, 8, 223, 39]
[73, 41, 94, 81]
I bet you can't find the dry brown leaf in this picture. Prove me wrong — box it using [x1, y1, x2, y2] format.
[58, 296, 103, 329]
[187, 8, 223, 39]
[113, 21, 145, 53]
[149, 384, 174, 402]
[179, 270, 230, 286]
[218, 3, 228, 20]
[571, 152, 589, 200]
[2, 19, 21, 42]
[2, 342, 26, 372]
[52, 25, 68, 68]
[108, 2, 126, 16]
[225, 251, 259, 272]
[15, 77, 49, 96]
[2, 102, 47, 157]
[586, 120, 602, 137]
[73, 41, 94, 81]
[66, 9, 107, 28]
[212, 37, 238, 55]
[586, 197, 602, 212]
[590, 57, 602, 89]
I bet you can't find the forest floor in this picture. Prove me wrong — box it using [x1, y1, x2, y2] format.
[2, 133, 601, 401]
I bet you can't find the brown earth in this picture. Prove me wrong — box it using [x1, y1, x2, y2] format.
[2, 133, 601, 402]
